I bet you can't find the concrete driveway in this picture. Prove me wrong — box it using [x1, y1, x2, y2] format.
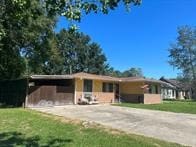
[32, 105, 196, 146]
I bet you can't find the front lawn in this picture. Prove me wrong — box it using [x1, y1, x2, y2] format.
[0, 108, 182, 147]
[114, 100, 196, 114]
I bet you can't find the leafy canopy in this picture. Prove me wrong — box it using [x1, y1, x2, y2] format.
[0, 0, 56, 79]
[106, 67, 143, 77]
[45, 0, 141, 21]
[169, 26, 196, 97]
[169, 26, 196, 81]
[0, 0, 141, 79]
[55, 29, 108, 74]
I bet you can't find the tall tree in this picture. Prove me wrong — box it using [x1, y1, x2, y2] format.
[53, 29, 108, 74]
[0, 0, 141, 79]
[169, 26, 196, 97]
[0, 0, 56, 79]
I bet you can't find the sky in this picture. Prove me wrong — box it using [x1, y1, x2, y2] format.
[55, 0, 196, 79]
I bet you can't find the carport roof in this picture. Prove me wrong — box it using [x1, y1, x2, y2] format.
[30, 75, 74, 80]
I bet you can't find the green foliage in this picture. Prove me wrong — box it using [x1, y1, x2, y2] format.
[122, 67, 143, 77]
[0, 0, 56, 79]
[169, 26, 196, 80]
[0, 0, 141, 79]
[114, 100, 196, 114]
[54, 29, 109, 74]
[0, 79, 27, 106]
[45, 0, 141, 22]
[25, 29, 109, 75]
[169, 26, 196, 97]
[107, 67, 143, 77]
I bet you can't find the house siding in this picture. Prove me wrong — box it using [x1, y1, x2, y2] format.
[119, 82, 162, 104]
[93, 80, 114, 103]
[144, 94, 161, 104]
[120, 82, 144, 94]
[75, 78, 115, 104]
[120, 82, 144, 103]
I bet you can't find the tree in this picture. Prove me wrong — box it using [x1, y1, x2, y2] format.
[5, 0, 141, 32]
[45, 0, 141, 22]
[106, 67, 143, 77]
[122, 67, 143, 77]
[53, 29, 109, 74]
[0, 0, 141, 79]
[26, 34, 63, 75]
[169, 26, 196, 98]
[0, 0, 56, 79]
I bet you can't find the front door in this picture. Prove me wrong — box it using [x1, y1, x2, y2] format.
[83, 79, 93, 99]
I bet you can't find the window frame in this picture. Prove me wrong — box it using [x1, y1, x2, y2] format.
[83, 79, 93, 92]
[102, 82, 114, 93]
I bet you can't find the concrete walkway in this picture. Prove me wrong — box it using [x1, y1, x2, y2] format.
[32, 105, 196, 146]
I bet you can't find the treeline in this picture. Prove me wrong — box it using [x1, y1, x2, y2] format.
[0, 0, 142, 80]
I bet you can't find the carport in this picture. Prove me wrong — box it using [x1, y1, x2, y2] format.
[26, 75, 75, 107]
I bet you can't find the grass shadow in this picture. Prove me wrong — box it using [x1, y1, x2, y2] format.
[0, 103, 17, 109]
[0, 132, 40, 147]
[0, 131, 73, 147]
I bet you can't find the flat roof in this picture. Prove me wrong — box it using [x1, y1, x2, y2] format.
[72, 72, 120, 82]
[120, 77, 165, 84]
[30, 72, 163, 84]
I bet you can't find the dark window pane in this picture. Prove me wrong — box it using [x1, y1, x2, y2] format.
[102, 83, 106, 92]
[155, 85, 158, 94]
[84, 80, 92, 92]
[102, 82, 113, 92]
[109, 83, 113, 92]
[149, 85, 152, 94]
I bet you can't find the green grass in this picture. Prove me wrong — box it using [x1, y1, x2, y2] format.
[114, 100, 196, 114]
[0, 108, 182, 147]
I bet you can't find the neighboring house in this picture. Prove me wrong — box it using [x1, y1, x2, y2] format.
[160, 82, 176, 99]
[160, 77, 192, 99]
[26, 72, 164, 107]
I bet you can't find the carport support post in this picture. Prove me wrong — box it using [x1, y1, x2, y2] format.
[74, 79, 77, 104]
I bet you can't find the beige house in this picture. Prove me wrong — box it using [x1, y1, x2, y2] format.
[26, 72, 163, 107]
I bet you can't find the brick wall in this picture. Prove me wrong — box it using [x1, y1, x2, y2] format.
[143, 94, 161, 104]
[120, 94, 144, 103]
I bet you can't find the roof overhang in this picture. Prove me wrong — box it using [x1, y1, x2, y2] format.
[29, 73, 165, 84]
[29, 75, 74, 80]
[120, 78, 165, 84]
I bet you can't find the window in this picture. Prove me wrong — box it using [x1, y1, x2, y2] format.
[102, 83, 113, 92]
[83, 80, 93, 92]
[172, 90, 175, 97]
[149, 84, 159, 94]
[149, 86, 152, 94]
